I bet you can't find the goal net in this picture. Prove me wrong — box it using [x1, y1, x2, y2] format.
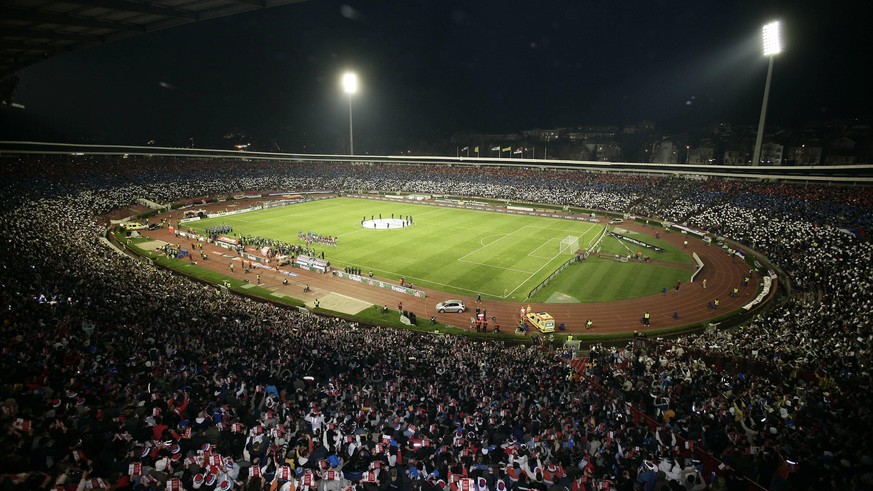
[559, 235, 579, 254]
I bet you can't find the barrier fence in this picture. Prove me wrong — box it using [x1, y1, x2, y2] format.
[526, 224, 610, 299]
[526, 255, 579, 299]
[335, 271, 426, 298]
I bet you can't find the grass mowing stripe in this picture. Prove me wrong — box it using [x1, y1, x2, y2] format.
[528, 258, 691, 303]
[192, 197, 690, 303]
[599, 263, 630, 299]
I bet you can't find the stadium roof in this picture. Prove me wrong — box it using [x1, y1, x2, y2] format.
[0, 0, 306, 80]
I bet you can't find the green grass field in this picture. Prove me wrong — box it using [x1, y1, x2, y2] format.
[529, 258, 691, 303]
[192, 197, 693, 303]
[595, 229, 694, 265]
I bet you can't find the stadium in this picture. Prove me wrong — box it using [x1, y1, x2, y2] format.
[2, 3, 873, 491]
[129, 182, 761, 338]
[2, 144, 872, 491]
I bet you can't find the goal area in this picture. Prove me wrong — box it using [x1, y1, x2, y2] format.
[559, 235, 579, 254]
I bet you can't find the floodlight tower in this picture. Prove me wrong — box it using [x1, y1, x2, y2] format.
[752, 21, 782, 166]
[342, 72, 358, 155]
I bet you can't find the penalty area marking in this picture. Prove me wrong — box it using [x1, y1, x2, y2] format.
[479, 233, 509, 247]
[528, 238, 561, 259]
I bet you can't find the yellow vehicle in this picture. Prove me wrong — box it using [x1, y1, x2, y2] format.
[122, 222, 147, 231]
[525, 311, 556, 333]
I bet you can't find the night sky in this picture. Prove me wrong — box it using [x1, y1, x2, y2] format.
[2, 0, 871, 153]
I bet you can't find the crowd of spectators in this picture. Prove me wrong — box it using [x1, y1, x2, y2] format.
[233, 235, 314, 259]
[0, 155, 871, 491]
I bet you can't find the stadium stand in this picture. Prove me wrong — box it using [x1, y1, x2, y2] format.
[0, 154, 870, 491]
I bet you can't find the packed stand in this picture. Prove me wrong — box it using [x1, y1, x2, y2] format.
[0, 155, 871, 491]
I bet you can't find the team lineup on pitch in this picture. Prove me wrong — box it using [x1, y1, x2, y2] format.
[137, 194, 765, 336]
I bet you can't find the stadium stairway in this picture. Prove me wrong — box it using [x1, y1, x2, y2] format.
[568, 357, 590, 380]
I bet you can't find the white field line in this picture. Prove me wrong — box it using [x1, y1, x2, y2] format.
[214, 204, 604, 300]
[457, 232, 519, 262]
[338, 227, 372, 239]
[458, 229, 540, 273]
[211, 199, 386, 227]
[502, 223, 600, 299]
[456, 224, 601, 299]
[212, 213, 296, 227]
[259, 200, 445, 233]
[407, 207, 444, 218]
[364, 268, 493, 297]
[580, 223, 601, 247]
[528, 238, 560, 259]
[503, 248, 565, 299]
[246, 206, 339, 223]
[459, 225, 570, 262]
[610, 233, 634, 254]
[515, 223, 598, 259]
[453, 259, 537, 275]
[479, 234, 506, 247]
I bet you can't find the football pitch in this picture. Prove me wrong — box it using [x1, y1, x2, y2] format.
[192, 197, 691, 302]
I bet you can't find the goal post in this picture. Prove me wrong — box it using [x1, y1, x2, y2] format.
[559, 235, 579, 254]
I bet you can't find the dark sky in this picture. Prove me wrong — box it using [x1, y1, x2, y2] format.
[2, 0, 871, 153]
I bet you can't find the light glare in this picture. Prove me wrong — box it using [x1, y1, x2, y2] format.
[762, 21, 781, 56]
[342, 72, 358, 94]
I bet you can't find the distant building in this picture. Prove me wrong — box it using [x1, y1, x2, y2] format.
[687, 147, 715, 164]
[785, 145, 822, 165]
[520, 129, 562, 142]
[723, 150, 747, 165]
[824, 136, 858, 165]
[651, 140, 679, 163]
[540, 129, 562, 142]
[760, 142, 784, 165]
[446, 117, 869, 164]
[567, 126, 619, 143]
[595, 144, 622, 162]
[825, 154, 858, 165]
[579, 143, 597, 161]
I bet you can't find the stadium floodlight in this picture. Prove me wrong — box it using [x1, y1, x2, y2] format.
[342, 72, 358, 155]
[762, 21, 782, 56]
[752, 21, 782, 166]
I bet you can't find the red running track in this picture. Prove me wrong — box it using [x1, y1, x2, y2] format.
[139, 203, 758, 337]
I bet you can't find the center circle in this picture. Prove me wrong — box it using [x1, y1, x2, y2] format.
[362, 218, 406, 230]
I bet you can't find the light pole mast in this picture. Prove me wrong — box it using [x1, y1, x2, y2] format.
[342, 72, 358, 155]
[752, 21, 782, 166]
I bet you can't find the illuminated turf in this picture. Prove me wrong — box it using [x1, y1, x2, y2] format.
[192, 197, 690, 302]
